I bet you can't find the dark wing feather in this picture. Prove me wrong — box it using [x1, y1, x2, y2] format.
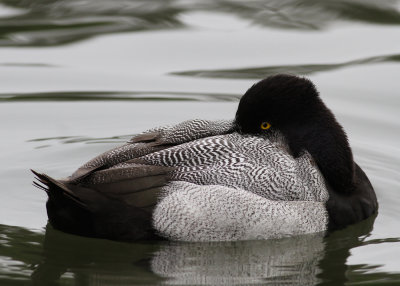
[80, 163, 175, 209]
[32, 138, 176, 240]
[32, 170, 87, 207]
[129, 132, 160, 143]
[69, 142, 166, 182]
[32, 169, 164, 240]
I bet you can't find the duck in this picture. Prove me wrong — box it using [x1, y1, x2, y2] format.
[32, 74, 378, 241]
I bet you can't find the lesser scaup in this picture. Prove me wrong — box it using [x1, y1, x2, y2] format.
[33, 74, 378, 241]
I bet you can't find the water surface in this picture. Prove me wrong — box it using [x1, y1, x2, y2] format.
[0, 0, 399, 285]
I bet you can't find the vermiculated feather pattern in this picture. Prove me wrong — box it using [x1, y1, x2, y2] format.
[153, 182, 328, 241]
[127, 120, 329, 240]
[138, 131, 328, 202]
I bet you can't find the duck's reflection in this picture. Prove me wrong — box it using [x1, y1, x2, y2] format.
[151, 234, 324, 285]
[26, 216, 376, 285]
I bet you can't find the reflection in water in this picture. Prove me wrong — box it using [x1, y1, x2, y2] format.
[152, 236, 325, 285]
[31, 225, 163, 286]
[224, 0, 400, 29]
[172, 53, 400, 79]
[0, 225, 44, 284]
[2, 216, 395, 286]
[28, 134, 131, 147]
[1, 0, 400, 46]
[0, 90, 240, 102]
[0, 0, 183, 46]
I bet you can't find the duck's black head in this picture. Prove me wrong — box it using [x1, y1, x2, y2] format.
[235, 74, 322, 134]
[235, 74, 355, 193]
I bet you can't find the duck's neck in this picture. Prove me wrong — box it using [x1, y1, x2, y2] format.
[283, 110, 355, 194]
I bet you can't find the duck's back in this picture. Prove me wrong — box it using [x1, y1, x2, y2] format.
[134, 132, 328, 202]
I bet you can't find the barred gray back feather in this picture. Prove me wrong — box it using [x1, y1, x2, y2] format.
[137, 132, 328, 202]
[131, 119, 234, 146]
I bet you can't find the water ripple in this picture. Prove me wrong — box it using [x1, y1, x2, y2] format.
[28, 134, 131, 147]
[171, 53, 400, 79]
[0, 91, 240, 102]
[1, 0, 400, 46]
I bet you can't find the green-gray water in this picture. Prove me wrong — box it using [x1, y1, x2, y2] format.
[0, 1, 399, 285]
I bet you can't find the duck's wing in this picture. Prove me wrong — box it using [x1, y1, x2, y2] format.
[32, 169, 162, 240]
[69, 119, 234, 182]
[33, 161, 174, 241]
[33, 119, 234, 240]
[130, 119, 234, 146]
[69, 142, 166, 182]
[78, 163, 175, 210]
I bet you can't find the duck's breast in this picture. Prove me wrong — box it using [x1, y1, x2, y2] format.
[153, 181, 328, 241]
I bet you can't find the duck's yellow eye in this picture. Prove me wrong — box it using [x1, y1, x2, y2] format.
[260, 122, 271, 130]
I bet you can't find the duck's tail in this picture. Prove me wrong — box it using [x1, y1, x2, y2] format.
[32, 170, 158, 241]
